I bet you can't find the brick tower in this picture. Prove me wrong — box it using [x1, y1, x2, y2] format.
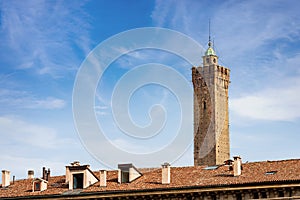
[192, 37, 230, 166]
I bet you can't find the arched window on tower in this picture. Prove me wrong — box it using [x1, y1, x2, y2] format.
[203, 101, 207, 110]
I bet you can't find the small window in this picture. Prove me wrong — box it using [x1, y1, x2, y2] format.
[206, 58, 209, 63]
[121, 171, 129, 183]
[34, 182, 40, 191]
[278, 190, 284, 197]
[265, 171, 277, 175]
[213, 58, 216, 63]
[236, 193, 242, 200]
[253, 192, 259, 199]
[203, 101, 206, 110]
[211, 194, 217, 200]
[261, 191, 267, 198]
[203, 166, 219, 170]
[73, 173, 84, 189]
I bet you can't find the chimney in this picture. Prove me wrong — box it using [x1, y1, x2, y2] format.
[71, 161, 80, 166]
[117, 169, 121, 183]
[161, 162, 170, 184]
[233, 156, 242, 176]
[42, 167, 50, 181]
[28, 170, 34, 179]
[42, 167, 46, 180]
[99, 170, 107, 187]
[224, 159, 234, 171]
[46, 168, 50, 181]
[2, 170, 10, 187]
[65, 166, 70, 183]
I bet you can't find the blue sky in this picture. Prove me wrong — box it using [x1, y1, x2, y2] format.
[1, 0, 300, 180]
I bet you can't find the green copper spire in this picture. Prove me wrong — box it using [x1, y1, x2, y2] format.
[205, 46, 216, 56]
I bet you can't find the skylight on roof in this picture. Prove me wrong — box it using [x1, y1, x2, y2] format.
[203, 166, 219, 170]
[265, 171, 277, 175]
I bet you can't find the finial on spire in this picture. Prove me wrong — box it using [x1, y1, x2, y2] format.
[208, 19, 212, 47]
[204, 19, 216, 56]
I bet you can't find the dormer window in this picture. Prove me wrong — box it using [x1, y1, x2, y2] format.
[65, 162, 99, 190]
[121, 170, 129, 183]
[32, 178, 48, 192]
[73, 173, 84, 189]
[118, 163, 142, 183]
[34, 182, 40, 191]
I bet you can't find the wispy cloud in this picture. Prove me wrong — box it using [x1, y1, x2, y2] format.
[0, 0, 92, 77]
[152, 0, 196, 35]
[94, 105, 109, 116]
[152, 0, 300, 54]
[230, 78, 300, 121]
[0, 89, 66, 110]
[0, 116, 73, 149]
[30, 97, 66, 109]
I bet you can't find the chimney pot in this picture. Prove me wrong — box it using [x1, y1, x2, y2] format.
[42, 167, 46, 180]
[233, 156, 242, 176]
[99, 170, 107, 187]
[161, 163, 170, 184]
[28, 170, 34, 179]
[71, 161, 80, 166]
[2, 170, 10, 187]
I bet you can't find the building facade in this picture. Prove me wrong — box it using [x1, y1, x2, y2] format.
[192, 39, 230, 166]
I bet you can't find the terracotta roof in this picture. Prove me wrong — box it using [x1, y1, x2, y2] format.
[1, 159, 300, 198]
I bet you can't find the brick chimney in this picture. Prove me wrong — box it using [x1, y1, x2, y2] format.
[99, 170, 107, 187]
[161, 163, 170, 184]
[28, 170, 34, 179]
[2, 170, 10, 187]
[42, 167, 50, 181]
[233, 156, 242, 176]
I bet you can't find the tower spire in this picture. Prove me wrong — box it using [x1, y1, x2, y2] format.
[208, 19, 212, 47]
[204, 19, 216, 56]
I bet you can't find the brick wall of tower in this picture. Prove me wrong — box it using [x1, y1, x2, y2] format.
[192, 63, 230, 166]
[215, 65, 230, 165]
[192, 67, 216, 166]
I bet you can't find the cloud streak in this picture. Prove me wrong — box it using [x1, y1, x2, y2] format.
[0, 89, 66, 110]
[0, 0, 92, 77]
[230, 77, 300, 121]
[0, 116, 73, 149]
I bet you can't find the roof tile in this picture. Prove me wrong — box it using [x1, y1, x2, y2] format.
[1, 159, 300, 198]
